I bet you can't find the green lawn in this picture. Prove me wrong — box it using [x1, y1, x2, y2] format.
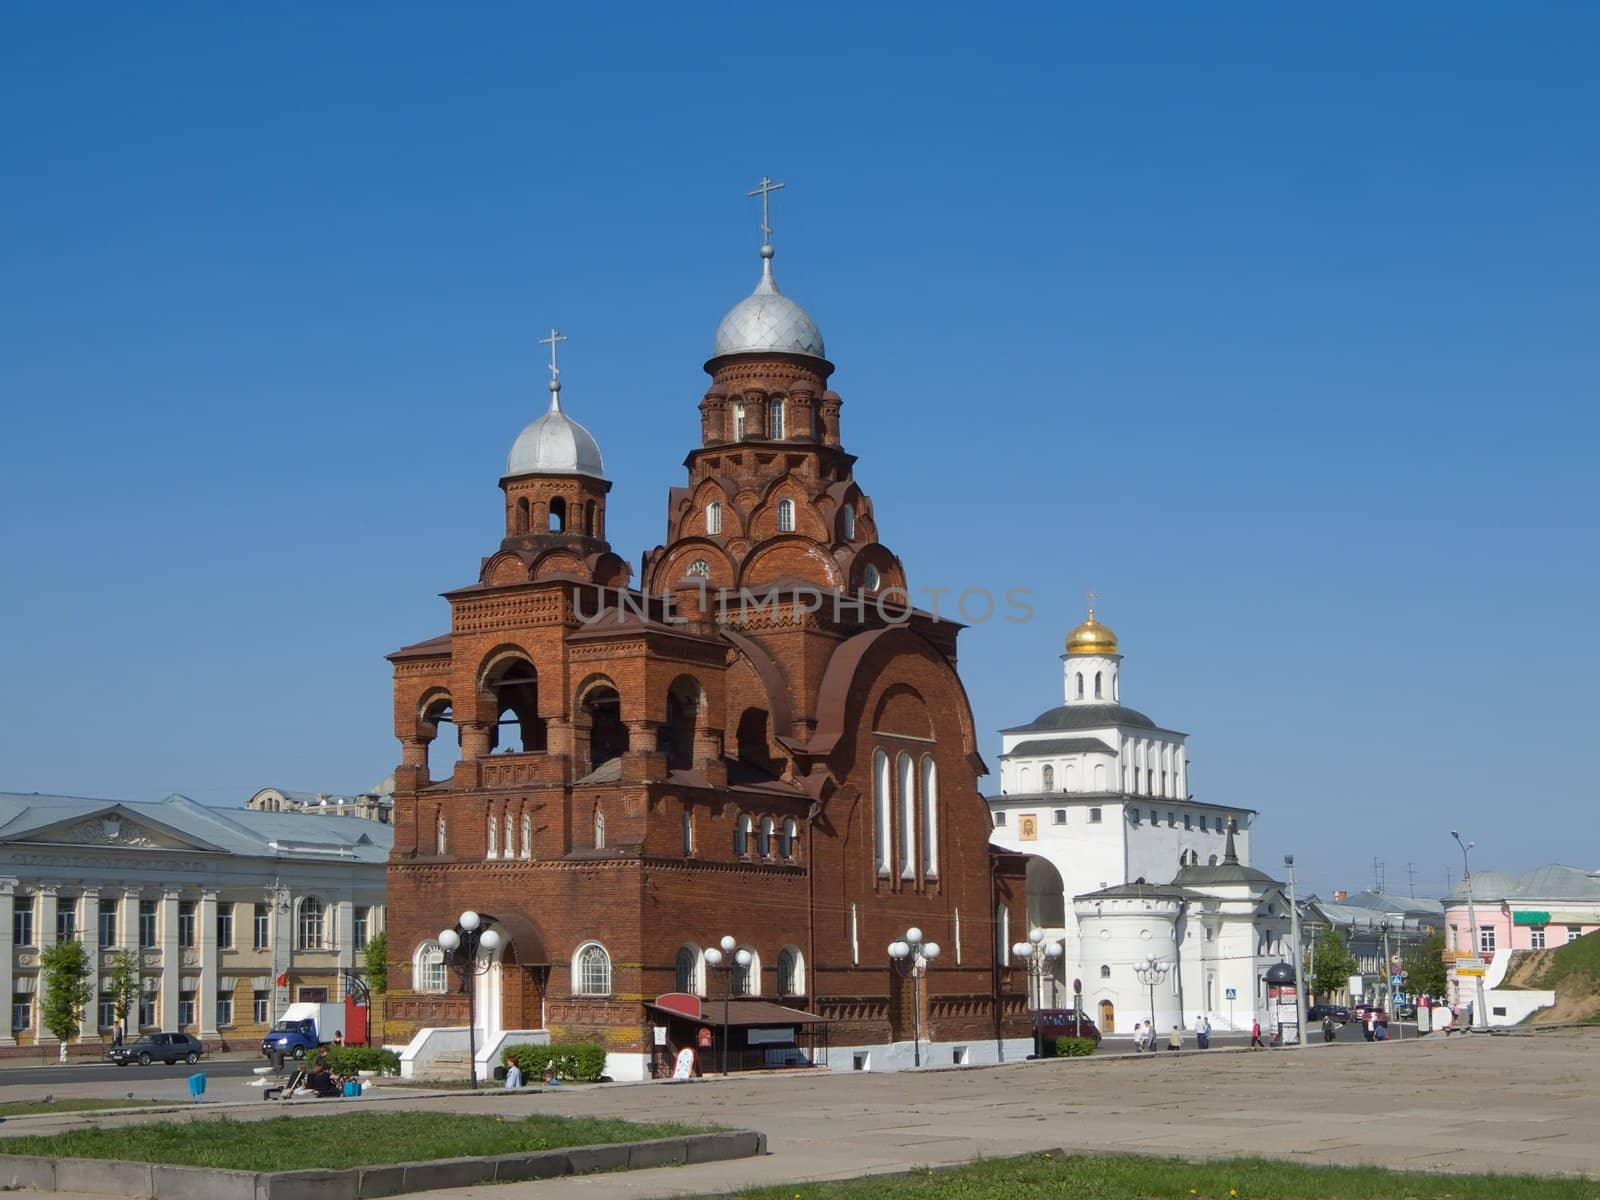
[0, 1111, 710, 1172]
[718, 1153, 1595, 1200]
[0, 1098, 164, 1117]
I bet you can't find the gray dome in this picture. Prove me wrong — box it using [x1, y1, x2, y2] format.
[506, 389, 606, 480]
[711, 249, 825, 360]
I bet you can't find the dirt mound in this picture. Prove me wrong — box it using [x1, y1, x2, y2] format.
[1503, 932, 1600, 1024]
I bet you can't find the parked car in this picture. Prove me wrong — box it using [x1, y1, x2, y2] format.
[1034, 1008, 1102, 1046]
[1308, 1004, 1351, 1023]
[1396, 1002, 1418, 1020]
[108, 1032, 205, 1066]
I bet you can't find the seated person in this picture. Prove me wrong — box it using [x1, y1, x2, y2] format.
[307, 1065, 342, 1097]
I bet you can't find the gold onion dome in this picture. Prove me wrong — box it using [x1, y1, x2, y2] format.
[1065, 610, 1119, 656]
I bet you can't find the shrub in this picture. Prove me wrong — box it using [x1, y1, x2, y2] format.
[328, 1046, 400, 1076]
[500, 1041, 608, 1081]
[1054, 1036, 1097, 1057]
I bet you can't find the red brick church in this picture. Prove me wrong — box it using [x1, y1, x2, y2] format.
[384, 190, 1030, 1078]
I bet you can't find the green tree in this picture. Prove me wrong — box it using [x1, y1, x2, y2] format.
[39, 939, 93, 1059]
[1403, 930, 1448, 999]
[1307, 928, 1358, 1001]
[110, 949, 140, 1037]
[363, 930, 388, 994]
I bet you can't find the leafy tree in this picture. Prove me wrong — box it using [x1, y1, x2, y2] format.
[363, 929, 388, 995]
[110, 949, 140, 1036]
[1307, 928, 1357, 1001]
[39, 939, 93, 1057]
[1403, 930, 1448, 999]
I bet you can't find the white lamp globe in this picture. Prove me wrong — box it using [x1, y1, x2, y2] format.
[735, 948, 753, 967]
[1028, 927, 1045, 945]
[1012, 941, 1031, 959]
[459, 911, 481, 931]
[923, 942, 940, 960]
[720, 935, 737, 953]
[480, 928, 502, 952]
[1045, 942, 1063, 959]
[704, 947, 723, 967]
[888, 940, 909, 960]
[906, 927, 923, 946]
[438, 929, 460, 951]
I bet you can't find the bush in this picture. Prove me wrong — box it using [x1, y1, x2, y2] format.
[1054, 1036, 1097, 1057]
[500, 1041, 608, 1082]
[327, 1046, 401, 1076]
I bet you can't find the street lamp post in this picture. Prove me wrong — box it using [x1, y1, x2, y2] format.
[437, 911, 502, 1089]
[888, 927, 941, 1068]
[1011, 927, 1063, 1058]
[1451, 831, 1490, 1031]
[1132, 956, 1171, 1043]
[1285, 854, 1309, 1049]
[702, 935, 751, 1076]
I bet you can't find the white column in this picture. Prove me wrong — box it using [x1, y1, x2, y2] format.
[78, 888, 100, 1043]
[198, 890, 219, 1039]
[35, 887, 58, 1047]
[336, 894, 355, 974]
[0, 879, 15, 1046]
[120, 888, 141, 1035]
[159, 890, 180, 1032]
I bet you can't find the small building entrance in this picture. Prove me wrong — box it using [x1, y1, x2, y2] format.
[1098, 999, 1115, 1033]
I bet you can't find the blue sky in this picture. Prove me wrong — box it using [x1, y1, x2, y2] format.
[2, 4, 1595, 900]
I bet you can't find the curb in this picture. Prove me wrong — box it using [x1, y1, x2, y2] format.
[0, 1129, 765, 1199]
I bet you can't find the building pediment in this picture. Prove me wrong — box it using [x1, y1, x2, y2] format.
[0, 804, 226, 854]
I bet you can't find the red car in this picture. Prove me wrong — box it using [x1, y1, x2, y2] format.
[1035, 1009, 1102, 1046]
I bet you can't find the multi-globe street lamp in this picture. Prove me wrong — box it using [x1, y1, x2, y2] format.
[1132, 956, 1171, 1043]
[703, 935, 751, 1076]
[437, 911, 502, 1089]
[888, 927, 941, 1067]
[1011, 926, 1064, 1058]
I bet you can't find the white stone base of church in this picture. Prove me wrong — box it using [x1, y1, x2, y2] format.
[826, 1037, 1034, 1073]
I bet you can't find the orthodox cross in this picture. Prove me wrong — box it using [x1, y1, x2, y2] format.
[1085, 588, 1099, 617]
[538, 328, 568, 383]
[747, 176, 786, 245]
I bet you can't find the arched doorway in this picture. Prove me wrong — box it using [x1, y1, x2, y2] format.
[1098, 999, 1115, 1033]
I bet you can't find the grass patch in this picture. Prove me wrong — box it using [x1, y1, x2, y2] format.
[0, 1098, 164, 1117]
[1521, 930, 1600, 992]
[0, 1111, 711, 1172]
[715, 1152, 1595, 1199]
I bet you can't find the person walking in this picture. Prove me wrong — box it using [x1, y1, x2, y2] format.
[1364, 1012, 1377, 1042]
[1194, 1013, 1210, 1050]
[1250, 1018, 1264, 1049]
[504, 1055, 523, 1089]
[1321, 1013, 1336, 1043]
[1166, 1024, 1183, 1053]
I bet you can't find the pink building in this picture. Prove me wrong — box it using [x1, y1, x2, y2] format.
[1446, 864, 1600, 1014]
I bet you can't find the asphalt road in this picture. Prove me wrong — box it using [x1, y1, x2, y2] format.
[0, 1057, 263, 1087]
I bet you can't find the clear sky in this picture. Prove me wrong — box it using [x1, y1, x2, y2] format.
[2, 4, 1595, 901]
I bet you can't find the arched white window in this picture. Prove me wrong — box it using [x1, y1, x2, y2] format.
[872, 750, 890, 876]
[486, 814, 498, 860]
[1042, 765, 1054, 791]
[675, 945, 702, 995]
[733, 946, 760, 995]
[997, 903, 1010, 966]
[896, 752, 916, 879]
[436, 814, 447, 855]
[1100, 964, 1111, 979]
[758, 815, 774, 857]
[1063, 763, 1077, 793]
[777, 498, 795, 533]
[862, 563, 880, 591]
[413, 941, 447, 994]
[687, 558, 711, 577]
[1075, 673, 1084, 699]
[734, 812, 752, 857]
[841, 503, 855, 540]
[1093, 763, 1107, 790]
[731, 402, 745, 441]
[768, 398, 785, 439]
[921, 755, 939, 878]
[706, 501, 722, 535]
[296, 898, 325, 950]
[681, 808, 694, 855]
[574, 942, 611, 995]
[776, 946, 805, 996]
[1094, 671, 1102, 699]
[593, 808, 605, 850]
[780, 817, 798, 859]
[521, 811, 532, 859]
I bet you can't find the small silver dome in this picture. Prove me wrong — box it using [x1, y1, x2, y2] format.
[506, 386, 606, 480]
[711, 247, 825, 360]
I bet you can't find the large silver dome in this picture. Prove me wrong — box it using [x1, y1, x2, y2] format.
[506, 388, 606, 480]
[711, 248, 825, 360]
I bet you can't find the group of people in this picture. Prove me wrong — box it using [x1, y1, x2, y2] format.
[1132, 1014, 1213, 1052]
[502, 1054, 560, 1089]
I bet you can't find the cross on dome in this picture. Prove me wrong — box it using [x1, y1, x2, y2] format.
[747, 176, 786, 251]
[538, 328, 569, 412]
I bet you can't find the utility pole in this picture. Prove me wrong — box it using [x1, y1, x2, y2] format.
[1406, 863, 1418, 900]
[1451, 832, 1490, 1031]
[1285, 855, 1308, 1049]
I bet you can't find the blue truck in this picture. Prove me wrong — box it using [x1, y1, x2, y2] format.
[260, 1002, 346, 1060]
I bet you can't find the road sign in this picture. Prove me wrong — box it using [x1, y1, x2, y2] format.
[1458, 967, 1486, 977]
[1224, 988, 1237, 1000]
[1390, 974, 1403, 987]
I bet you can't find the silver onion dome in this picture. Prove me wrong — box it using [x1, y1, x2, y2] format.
[711, 244, 826, 360]
[506, 381, 606, 480]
